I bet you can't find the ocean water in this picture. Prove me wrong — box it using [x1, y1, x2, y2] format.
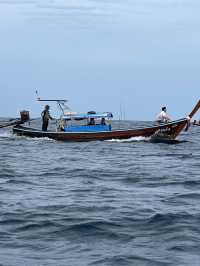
[0, 120, 200, 266]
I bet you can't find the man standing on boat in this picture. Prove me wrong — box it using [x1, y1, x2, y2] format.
[157, 107, 171, 123]
[41, 105, 53, 131]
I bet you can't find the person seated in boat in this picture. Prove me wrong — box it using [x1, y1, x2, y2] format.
[88, 117, 95, 126]
[41, 105, 53, 131]
[156, 107, 171, 123]
[101, 117, 106, 125]
[193, 119, 200, 126]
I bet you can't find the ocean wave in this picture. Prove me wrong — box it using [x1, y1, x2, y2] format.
[90, 254, 162, 266]
[48, 219, 122, 240]
[169, 192, 200, 200]
[0, 177, 10, 184]
[23, 220, 58, 231]
[106, 136, 149, 143]
[13, 135, 56, 142]
[5, 217, 122, 241]
[27, 136, 56, 142]
[0, 130, 55, 142]
[5, 179, 36, 186]
[147, 212, 192, 227]
[0, 130, 14, 139]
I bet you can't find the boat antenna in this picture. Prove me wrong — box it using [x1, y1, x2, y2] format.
[123, 106, 126, 120]
[35, 89, 71, 114]
[36, 90, 40, 101]
[118, 103, 122, 129]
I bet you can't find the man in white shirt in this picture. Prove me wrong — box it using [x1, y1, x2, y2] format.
[157, 107, 171, 123]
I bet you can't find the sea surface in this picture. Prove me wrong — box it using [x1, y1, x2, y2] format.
[0, 119, 200, 266]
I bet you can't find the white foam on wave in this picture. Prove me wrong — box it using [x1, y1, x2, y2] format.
[106, 136, 149, 143]
[0, 178, 9, 184]
[12, 135, 56, 142]
[29, 137, 56, 142]
[0, 130, 55, 142]
[0, 130, 13, 139]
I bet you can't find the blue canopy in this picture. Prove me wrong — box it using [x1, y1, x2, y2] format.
[62, 112, 113, 121]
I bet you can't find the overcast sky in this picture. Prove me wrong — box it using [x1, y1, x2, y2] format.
[0, 0, 199, 120]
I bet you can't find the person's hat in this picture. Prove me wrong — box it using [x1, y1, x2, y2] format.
[45, 105, 50, 109]
[162, 106, 167, 111]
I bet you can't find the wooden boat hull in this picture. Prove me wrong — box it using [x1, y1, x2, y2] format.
[0, 119, 21, 129]
[13, 118, 188, 142]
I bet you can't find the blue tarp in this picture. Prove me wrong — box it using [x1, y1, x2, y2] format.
[64, 124, 112, 132]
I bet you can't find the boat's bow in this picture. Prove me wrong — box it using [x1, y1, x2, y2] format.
[151, 100, 200, 142]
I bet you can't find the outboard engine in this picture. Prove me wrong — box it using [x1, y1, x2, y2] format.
[20, 111, 30, 123]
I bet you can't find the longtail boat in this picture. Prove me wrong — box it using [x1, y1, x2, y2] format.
[12, 100, 200, 142]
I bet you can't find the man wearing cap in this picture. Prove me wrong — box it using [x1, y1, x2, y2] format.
[41, 105, 53, 131]
[156, 107, 171, 123]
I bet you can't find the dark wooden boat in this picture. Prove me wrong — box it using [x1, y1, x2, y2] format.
[0, 119, 21, 129]
[12, 100, 200, 142]
[12, 118, 189, 142]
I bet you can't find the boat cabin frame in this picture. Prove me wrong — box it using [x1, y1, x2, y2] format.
[36, 92, 113, 133]
[58, 112, 113, 132]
